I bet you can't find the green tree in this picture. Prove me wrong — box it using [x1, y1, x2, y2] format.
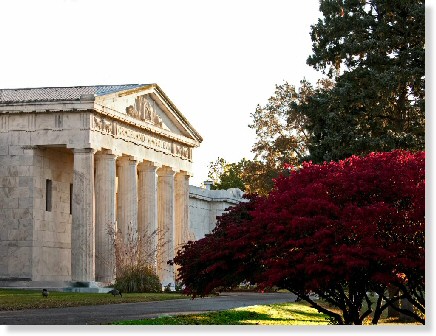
[209, 0, 424, 192]
[207, 157, 277, 195]
[207, 80, 332, 195]
[241, 79, 333, 194]
[207, 157, 245, 191]
[303, 0, 424, 162]
[249, 80, 315, 167]
[238, 159, 278, 196]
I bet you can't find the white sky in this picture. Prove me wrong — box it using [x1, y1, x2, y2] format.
[0, 0, 323, 186]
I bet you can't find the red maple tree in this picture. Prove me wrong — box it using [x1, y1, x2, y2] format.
[173, 194, 263, 297]
[174, 150, 425, 324]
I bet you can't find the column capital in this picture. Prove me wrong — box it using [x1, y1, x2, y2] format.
[157, 166, 176, 177]
[138, 161, 161, 172]
[176, 170, 192, 178]
[95, 148, 119, 156]
[117, 155, 137, 166]
[95, 152, 117, 161]
[73, 148, 96, 155]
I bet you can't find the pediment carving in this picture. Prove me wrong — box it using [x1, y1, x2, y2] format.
[126, 95, 169, 130]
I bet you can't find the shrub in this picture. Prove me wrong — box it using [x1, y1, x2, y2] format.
[114, 264, 161, 293]
[106, 223, 163, 293]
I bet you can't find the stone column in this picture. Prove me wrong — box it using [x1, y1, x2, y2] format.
[71, 148, 95, 282]
[157, 166, 176, 290]
[137, 161, 159, 271]
[94, 152, 117, 283]
[116, 156, 138, 247]
[175, 172, 190, 252]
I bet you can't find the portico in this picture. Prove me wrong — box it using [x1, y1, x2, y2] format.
[0, 84, 202, 289]
[72, 149, 193, 288]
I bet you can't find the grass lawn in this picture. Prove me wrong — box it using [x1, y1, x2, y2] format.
[0, 289, 186, 311]
[113, 302, 331, 325]
[1, 289, 422, 325]
[112, 300, 423, 325]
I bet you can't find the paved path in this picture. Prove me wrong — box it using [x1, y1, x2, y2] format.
[0, 292, 297, 325]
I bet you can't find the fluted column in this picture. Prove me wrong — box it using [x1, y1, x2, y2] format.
[157, 166, 176, 289]
[94, 152, 117, 283]
[175, 171, 190, 251]
[116, 156, 138, 247]
[71, 148, 95, 282]
[138, 161, 159, 271]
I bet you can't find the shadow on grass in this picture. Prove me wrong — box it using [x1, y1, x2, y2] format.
[116, 310, 277, 325]
[203, 310, 277, 325]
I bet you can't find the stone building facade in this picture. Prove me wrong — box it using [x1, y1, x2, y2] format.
[188, 185, 244, 240]
[0, 84, 203, 289]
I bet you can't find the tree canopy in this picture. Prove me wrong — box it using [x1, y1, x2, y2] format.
[207, 157, 283, 195]
[175, 150, 425, 324]
[207, 157, 246, 191]
[304, 0, 425, 162]
[208, 0, 425, 194]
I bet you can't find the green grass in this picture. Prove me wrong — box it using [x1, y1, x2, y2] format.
[0, 289, 186, 311]
[112, 300, 423, 325]
[1, 289, 421, 325]
[113, 302, 331, 325]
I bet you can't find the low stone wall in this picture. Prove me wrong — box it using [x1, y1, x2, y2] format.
[188, 186, 245, 241]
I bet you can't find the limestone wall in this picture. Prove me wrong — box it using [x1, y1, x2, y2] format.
[188, 186, 245, 240]
[0, 134, 74, 281]
[0, 131, 35, 279]
[32, 147, 73, 281]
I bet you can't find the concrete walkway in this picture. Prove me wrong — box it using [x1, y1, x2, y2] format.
[0, 292, 297, 325]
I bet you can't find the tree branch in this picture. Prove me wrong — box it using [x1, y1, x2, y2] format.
[292, 290, 344, 325]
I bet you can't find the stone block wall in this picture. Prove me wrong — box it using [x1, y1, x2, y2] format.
[32, 147, 73, 281]
[188, 186, 245, 240]
[0, 131, 35, 279]
[0, 129, 74, 281]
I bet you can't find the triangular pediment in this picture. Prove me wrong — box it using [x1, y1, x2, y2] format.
[95, 84, 202, 146]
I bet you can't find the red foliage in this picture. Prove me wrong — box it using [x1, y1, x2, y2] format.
[174, 150, 425, 324]
[173, 194, 264, 297]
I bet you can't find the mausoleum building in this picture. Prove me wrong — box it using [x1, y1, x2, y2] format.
[0, 84, 204, 289]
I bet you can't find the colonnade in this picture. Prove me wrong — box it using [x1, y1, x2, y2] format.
[71, 148, 190, 289]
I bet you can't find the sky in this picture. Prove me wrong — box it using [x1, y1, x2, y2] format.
[0, 0, 323, 187]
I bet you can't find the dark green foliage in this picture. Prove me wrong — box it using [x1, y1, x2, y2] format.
[304, 0, 424, 163]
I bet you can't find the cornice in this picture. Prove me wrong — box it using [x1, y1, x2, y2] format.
[93, 103, 199, 148]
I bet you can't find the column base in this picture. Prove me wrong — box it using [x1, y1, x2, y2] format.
[0, 280, 114, 293]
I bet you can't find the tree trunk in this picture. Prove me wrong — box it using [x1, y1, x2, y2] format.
[399, 296, 415, 322]
[387, 286, 400, 318]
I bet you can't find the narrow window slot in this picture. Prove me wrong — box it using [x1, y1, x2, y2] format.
[46, 179, 52, 212]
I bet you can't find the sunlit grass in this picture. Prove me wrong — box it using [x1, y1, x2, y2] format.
[0, 289, 186, 311]
[114, 302, 331, 325]
[114, 300, 423, 325]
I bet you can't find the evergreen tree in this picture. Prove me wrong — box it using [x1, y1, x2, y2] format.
[304, 0, 424, 162]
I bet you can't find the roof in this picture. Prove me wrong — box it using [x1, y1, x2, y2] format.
[0, 84, 148, 103]
[0, 83, 204, 143]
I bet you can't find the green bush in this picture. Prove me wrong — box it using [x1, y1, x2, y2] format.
[114, 265, 161, 293]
